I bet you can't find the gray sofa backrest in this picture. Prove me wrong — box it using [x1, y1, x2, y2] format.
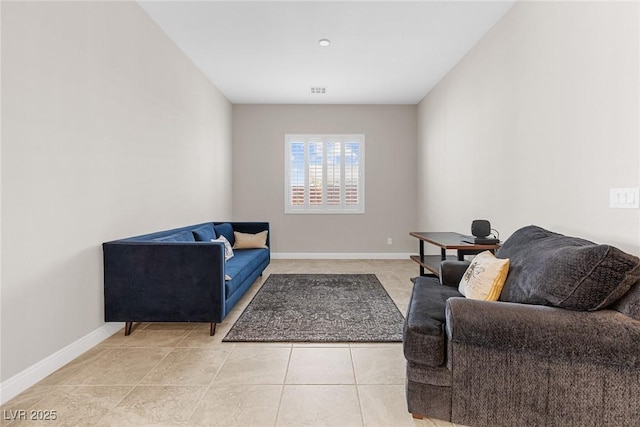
[496, 225, 640, 312]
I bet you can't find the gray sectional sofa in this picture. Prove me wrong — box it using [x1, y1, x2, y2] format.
[103, 222, 270, 336]
[404, 225, 640, 426]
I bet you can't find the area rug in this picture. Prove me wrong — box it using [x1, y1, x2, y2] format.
[223, 274, 404, 342]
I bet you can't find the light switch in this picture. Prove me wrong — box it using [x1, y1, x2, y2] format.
[610, 188, 640, 209]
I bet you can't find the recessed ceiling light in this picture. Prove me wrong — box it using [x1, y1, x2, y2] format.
[318, 39, 331, 47]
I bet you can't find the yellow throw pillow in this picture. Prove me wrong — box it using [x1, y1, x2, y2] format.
[458, 251, 510, 301]
[233, 230, 269, 249]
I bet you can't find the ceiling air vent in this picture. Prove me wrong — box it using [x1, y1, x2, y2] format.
[311, 87, 326, 94]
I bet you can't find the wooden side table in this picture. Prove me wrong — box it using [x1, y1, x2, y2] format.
[410, 232, 500, 277]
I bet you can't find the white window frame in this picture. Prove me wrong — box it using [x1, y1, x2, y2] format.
[285, 134, 365, 214]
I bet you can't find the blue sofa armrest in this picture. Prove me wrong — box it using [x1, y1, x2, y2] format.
[103, 241, 226, 323]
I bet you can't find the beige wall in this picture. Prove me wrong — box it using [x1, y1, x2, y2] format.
[232, 105, 417, 254]
[417, 0, 640, 255]
[1, 1, 232, 382]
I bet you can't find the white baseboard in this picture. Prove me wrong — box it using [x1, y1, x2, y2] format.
[0, 322, 124, 405]
[271, 252, 413, 260]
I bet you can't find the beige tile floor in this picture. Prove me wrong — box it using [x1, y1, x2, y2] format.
[1, 259, 459, 427]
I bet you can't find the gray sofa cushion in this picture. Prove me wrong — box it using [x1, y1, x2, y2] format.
[497, 225, 640, 311]
[403, 276, 463, 367]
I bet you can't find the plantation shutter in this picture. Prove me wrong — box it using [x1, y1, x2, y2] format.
[285, 134, 364, 214]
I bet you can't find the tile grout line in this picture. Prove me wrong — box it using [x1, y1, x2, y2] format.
[56, 347, 116, 387]
[183, 342, 237, 424]
[273, 344, 294, 427]
[349, 345, 367, 427]
[57, 347, 123, 425]
[1, 346, 117, 412]
[92, 330, 186, 426]
[30, 347, 123, 426]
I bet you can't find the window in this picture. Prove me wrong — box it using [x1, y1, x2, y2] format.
[285, 134, 365, 214]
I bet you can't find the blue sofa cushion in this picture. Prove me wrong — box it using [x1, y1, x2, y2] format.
[153, 230, 196, 242]
[225, 248, 269, 298]
[192, 223, 216, 242]
[215, 223, 235, 246]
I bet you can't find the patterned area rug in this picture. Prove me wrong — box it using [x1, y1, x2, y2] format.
[223, 274, 404, 342]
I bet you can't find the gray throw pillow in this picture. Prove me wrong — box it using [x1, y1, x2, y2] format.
[496, 225, 640, 311]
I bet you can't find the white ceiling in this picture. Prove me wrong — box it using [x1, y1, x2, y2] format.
[138, 1, 515, 104]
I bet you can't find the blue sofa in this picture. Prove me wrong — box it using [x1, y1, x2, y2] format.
[103, 222, 270, 336]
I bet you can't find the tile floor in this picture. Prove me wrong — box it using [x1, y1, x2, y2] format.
[1, 259, 459, 426]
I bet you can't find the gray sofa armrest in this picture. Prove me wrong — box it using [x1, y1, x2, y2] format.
[439, 261, 470, 287]
[446, 297, 640, 369]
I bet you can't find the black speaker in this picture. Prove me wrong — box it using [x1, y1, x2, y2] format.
[471, 220, 491, 238]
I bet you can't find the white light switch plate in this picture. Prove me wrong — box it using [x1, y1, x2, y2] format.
[610, 188, 640, 209]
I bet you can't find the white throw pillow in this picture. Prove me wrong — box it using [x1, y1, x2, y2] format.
[212, 236, 234, 261]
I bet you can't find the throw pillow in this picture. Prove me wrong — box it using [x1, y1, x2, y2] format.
[212, 236, 234, 261]
[458, 251, 510, 301]
[192, 223, 216, 242]
[233, 230, 269, 249]
[214, 223, 235, 246]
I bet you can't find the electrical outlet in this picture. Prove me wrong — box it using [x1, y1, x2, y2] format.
[610, 188, 640, 209]
[387, 237, 393, 245]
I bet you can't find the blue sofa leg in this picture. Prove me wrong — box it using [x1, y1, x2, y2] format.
[125, 322, 215, 336]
